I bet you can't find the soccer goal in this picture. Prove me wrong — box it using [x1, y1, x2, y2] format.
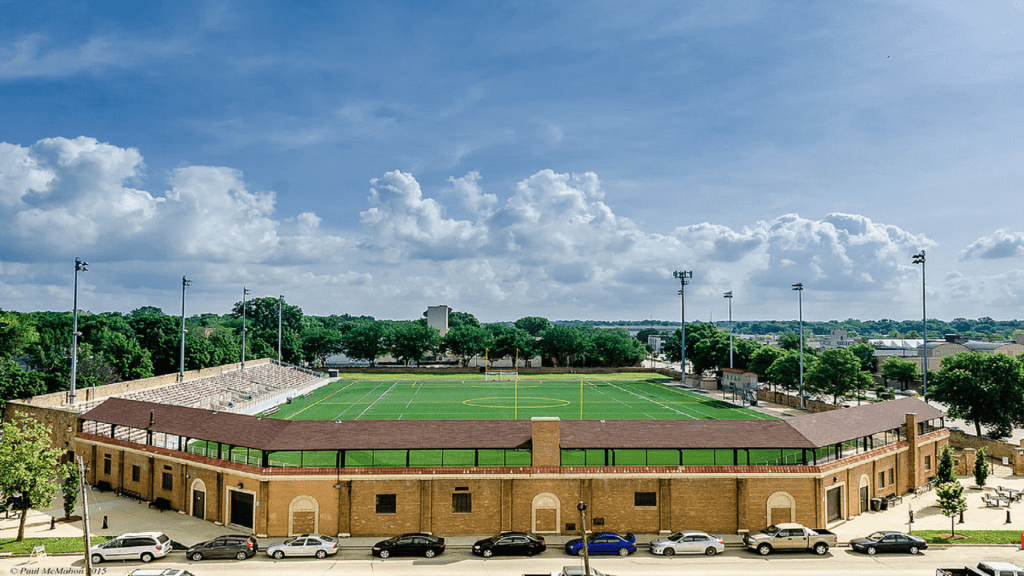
[485, 370, 519, 381]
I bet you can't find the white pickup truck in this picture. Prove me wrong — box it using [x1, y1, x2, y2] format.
[937, 562, 1024, 576]
[743, 522, 838, 556]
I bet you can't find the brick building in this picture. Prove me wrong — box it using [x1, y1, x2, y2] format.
[71, 397, 946, 538]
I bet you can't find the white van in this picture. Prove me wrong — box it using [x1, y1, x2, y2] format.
[90, 532, 172, 563]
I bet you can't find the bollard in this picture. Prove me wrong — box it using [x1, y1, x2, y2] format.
[50, 517, 55, 530]
[959, 510, 965, 524]
[1008, 509, 1012, 524]
[102, 515, 108, 529]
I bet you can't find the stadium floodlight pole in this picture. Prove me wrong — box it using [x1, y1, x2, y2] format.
[913, 250, 927, 399]
[70, 257, 88, 405]
[179, 276, 191, 382]
[241, 287, 250, 369]
[724, 291, 734, 369]
[673, 270, 692, 382]
[278, 295, 284, 363]
[792, 283, 805, 409]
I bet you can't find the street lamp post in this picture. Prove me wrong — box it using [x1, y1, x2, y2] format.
[179, 276, 191, 381]
[241, 287, 250, 369]
[792, 283, 805, 410]
[70, 258, 88, 405]
[724, 291, 734, 369]
[913, 250, 927, 399]
[577, 501, 591, 576]
[673, 270, 692, 382]
[278, 295, 284, 363]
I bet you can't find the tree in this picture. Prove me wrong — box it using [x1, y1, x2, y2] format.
[442, 324, 493, 367]
[929, 352, 1024, 436]
[536, 325, 586, 367]
[301, 327, 344, 367]
[388, 322, 441, 365]
[748, 346, 785, 380]
[0, 310, 39, 357]
[0, 358, 48, 402]
[805, 348, 873, 405]
[63, 463, 79, 520]
[635, 328, 660, 345]
[447, 311, 481, 329]
[935, 481, 967, 538]
[0, 415, 70, 541]
[487, 325, 535, 367]
[514, 316, 551, 337]
[662, 329, 682, 364]
[936, 445, 956, 485]
[684, 323, 730, 375]
[590, 330, 646, 367]
[765, 350, 807, 393]
[341, 322, 390, 366]
[97, 329, 154, 381]
[881, 356, 919, 390]
[778, 332, 802, 351]
[973, 446, 989, 487]
[849, 342, 876, 372]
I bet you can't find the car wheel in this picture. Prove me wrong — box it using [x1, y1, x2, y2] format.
[618, 547, 629, 557]
[813, 543, 829, 556]
[757, 544, 772, 556]
[909, 545, 920, 555]
[315, 549, 327, 559]
[273, 550, 285, 559]
[577, 548, 586, 557]
[482, 549, 493, 558]
[379, 549, 390, 559]
[191, 552, 204, 561]
[662, 547, 675, 556]
[425, 549, 436, 558]
[91, 554, 104, 564]
[705, 547, 718, 556]
[236, 551, 248, 560]
[866, 546, 876, 555]
[140, 552, 154, 563]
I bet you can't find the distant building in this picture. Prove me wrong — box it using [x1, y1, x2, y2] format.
[426, 305, 451, 336]
[647, 334, 670, 354]
[818, 330, 856, 350]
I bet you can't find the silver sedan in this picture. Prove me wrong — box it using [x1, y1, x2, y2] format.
[649, 531, 725, 556]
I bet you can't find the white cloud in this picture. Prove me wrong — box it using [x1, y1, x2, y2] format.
[449, 171, 497, 217]
[0, 34, 184, 79]
[961, 229, 1024, 260]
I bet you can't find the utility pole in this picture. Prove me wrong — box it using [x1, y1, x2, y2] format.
[673, 270, 692, 382]
[577, 501, 591, 576]
[913, 250, 928, 399]
[76, 455, 93, 576]
[179, 276, 191, 381]
[241, 287, 250, 369]
[70, 257, 88, 405]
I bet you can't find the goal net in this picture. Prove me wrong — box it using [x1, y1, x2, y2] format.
[484, 370, 519, 381]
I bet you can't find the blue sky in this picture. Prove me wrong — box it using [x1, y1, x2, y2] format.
[3, 1, 1024, 323]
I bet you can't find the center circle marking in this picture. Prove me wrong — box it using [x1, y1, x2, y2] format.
[464, 396, 571, 409]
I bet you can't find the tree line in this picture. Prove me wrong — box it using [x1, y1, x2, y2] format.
[0, 307, 647, 403]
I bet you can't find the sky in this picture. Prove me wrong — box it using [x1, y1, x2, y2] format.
[2, 1, 1024, 324]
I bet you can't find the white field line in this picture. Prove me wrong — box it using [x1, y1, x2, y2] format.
[331, 381, 387, 420]
[356, 381, 399, 420]
[602, 380, 700, 420]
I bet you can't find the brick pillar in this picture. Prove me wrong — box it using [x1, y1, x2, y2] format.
[906, 413, 919, 490]
[1015, 450, 1024, 478]
[962, 448, 977, 477]
[531, 417, 561, 467]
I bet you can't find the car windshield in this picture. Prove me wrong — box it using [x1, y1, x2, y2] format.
[667, 532, 685, 541]
[157, 534, 170, 543]
[319, 536, 336, 543]
[385, 536, 401, 545]
[866, 532, 886, 542]
[762, 525, 780, 535]
[283, 537, 300, 545]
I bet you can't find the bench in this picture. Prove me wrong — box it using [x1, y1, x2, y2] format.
[885, 494, 903, 506]
[149, 497, 172, 512]
[95, 480, 113, 493]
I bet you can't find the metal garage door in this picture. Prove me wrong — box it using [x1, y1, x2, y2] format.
[826, 486, 842, 523]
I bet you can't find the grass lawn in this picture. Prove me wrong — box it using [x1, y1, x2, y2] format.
[263, 372, 775, 422]
[910, 530, 1024, 545]
[0, 535, 111, 555]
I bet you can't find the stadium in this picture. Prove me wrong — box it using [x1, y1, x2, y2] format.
[6, 359, 948, 538]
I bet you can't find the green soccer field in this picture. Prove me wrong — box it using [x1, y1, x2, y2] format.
[264, 372, 776, 422]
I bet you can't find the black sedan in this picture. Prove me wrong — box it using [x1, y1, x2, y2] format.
[472, 532, 546, 557]
[372, 533, 446, 558]
[849, 531, 928, 555]
[187, 535, 258, 561]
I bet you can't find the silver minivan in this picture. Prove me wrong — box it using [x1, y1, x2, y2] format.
[90, 532, 172, 563]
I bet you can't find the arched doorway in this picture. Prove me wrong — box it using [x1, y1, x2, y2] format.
[531, 493, 560, 534]
[189, 478, 207, 520]
[766, 491, 795, 525]
[859, 475, 871, 514]
[288, 495, 319, 535]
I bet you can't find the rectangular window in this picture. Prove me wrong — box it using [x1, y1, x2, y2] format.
[634, 492, 657, 507]
[376, 494, 396, 514]
[131, 465, 140, 483]
[452, 493, 472, 513]
[878, 471, 886, 488]
[161, 471, 173, 491]
[103, 454, 111, 475]
[888, 468, 894, 485]
[925, 455, 932, 471]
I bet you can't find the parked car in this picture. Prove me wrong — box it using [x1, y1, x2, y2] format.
[90, 532, 172, 563]
[564, 532, 637, 556]
[187, 534, 259, 561]
[523, 567, 612, 576]
[649, 531, 725, 556]
[473, 532, 546, 557]
[937, 562, 1024, 576]
[743, 523, 836, 556]
[128, 570, 195, 576]
[849, 530, 927, 555]
[372, 533, 446, 558]
[266, 534, 339, 559]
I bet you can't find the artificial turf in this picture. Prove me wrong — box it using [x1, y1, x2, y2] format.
[264, 372, 776, 422]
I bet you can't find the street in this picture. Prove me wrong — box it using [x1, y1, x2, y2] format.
[4, 545, 1024, 576]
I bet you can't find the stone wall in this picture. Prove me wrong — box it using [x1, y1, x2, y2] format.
[757, 389, 844, 414]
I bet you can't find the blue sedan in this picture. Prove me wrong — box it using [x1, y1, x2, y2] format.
[565, 532, 637, 556]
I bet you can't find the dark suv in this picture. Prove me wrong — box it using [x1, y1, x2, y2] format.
[187, 535, 259, 561]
